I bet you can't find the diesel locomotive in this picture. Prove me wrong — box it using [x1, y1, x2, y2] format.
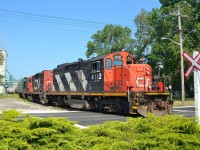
[18, 51, 173, 116]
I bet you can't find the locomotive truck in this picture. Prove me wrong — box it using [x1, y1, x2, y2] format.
[18, 51, 173, 117]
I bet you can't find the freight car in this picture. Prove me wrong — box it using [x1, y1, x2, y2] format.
[18, 70, 53, 103]
[18, 51, 173, 116]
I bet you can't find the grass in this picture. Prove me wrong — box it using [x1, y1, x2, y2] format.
[173, 96, 194, 107]
[173, 100, 194, 107]
[173, 97, 194, 101]
[0, 94, 5, 99]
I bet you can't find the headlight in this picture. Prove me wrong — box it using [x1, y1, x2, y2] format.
[168, 85, 172, 90]
[149, 85, 152, 89]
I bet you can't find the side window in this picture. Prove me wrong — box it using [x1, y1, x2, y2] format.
[105, 58, 112, 69]
[92, 61, 100, 73]
[91, 61, 101, 82]
[126, 56, 132, 64]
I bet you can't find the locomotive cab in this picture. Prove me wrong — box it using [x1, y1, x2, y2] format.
[104, 51, 153, 93]
[103, 51, 173, 116]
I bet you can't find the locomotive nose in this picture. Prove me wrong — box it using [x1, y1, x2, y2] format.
[125, 64, 152, 92]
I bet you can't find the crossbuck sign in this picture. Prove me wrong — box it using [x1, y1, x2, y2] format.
[182, 51, 200, 78]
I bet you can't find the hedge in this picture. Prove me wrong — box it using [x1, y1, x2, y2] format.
[0, 109, 200, 150]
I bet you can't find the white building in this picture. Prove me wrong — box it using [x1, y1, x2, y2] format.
[0, 49, 7, 94]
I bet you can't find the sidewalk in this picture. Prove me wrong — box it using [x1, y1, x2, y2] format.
[0, 98, 69, 114]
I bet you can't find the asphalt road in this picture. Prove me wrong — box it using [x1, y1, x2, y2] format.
[21, 106, 195, 126]
[173, 106, 195, 118]
[23, 111, 128, 126]
[0, 98, 195, 127]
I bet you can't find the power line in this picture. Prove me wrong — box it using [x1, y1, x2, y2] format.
[0, 19, 95, 33]
[0, 11, 102, 29]
[0, 9, 107, 26]
[0, 9, 136, 31]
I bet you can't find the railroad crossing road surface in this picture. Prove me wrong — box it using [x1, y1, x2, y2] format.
[0, 98, 195, 127]
[173, 106, 195, 118]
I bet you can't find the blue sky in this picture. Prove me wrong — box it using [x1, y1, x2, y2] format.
[0, 0, 161, 80]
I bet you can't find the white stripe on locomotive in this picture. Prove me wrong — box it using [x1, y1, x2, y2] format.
[64, 72, 77, 91]
[55, 74, 65, 91]
[76, 70, 88, 91]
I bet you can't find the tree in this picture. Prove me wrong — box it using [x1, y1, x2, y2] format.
[133, 0, 200, 96]
[133, 9, 155, 59]
[85, 24, 135, 58]
[152, 0, 200, 96]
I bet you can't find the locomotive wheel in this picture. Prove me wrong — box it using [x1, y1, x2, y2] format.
[40, 97, 48, 105]
[166, 102, 173, 114]
[147, 103, 152, 113]
[100, 98, 124, 113]
[27, 95, 34, 102]
[62, 99, 68, 107]
[22, 93, 25, 99]
[55, 96, 68, 107]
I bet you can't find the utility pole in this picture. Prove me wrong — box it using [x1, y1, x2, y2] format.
[170, 5, 188, 104]
[178, 5, 185, 104]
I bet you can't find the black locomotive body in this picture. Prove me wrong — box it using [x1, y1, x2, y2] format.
[18, 51, 174, 116]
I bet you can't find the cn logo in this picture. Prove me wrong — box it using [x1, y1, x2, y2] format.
[182, 51, 200, 78]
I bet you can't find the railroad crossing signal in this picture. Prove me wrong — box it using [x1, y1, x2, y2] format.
[182, 51, 200, 78]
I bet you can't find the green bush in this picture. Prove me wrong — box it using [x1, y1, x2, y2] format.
[0, 110, 200, 149]
[1, 109, 22, 121]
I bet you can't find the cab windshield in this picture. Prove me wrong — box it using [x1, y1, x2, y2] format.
[113, 60, 123, 66]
